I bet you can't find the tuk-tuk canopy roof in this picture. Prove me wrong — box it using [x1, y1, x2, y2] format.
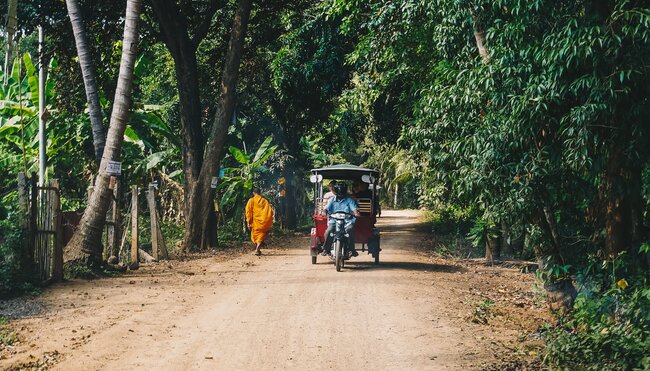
[311, 164, 380, 181]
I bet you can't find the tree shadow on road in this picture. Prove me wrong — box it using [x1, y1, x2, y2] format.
[378, 222, 428, 233]
[345, 260, 466, 273]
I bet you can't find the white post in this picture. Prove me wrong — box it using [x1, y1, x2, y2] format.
[38, 26, 46, 186]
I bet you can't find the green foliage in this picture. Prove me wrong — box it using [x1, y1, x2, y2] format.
[471, 299, 496, 324]
[537, 263, 573, 282]
[332, 0, 650, 284]
[122, 107, 182, 185]
[424, 205, 475, 236]
[217, 219, 248, 245]
[218, 136, 278, 210]
[544, 283, 650, 370]
[362, 141, 420, 207]
[467, 218, 500, 249]
[0, 200, 34, 298]
[0, 54, 56, 174]
[0, 316, 18, 346]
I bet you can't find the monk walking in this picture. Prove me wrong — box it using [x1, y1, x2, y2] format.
[245, 187, 274, 255]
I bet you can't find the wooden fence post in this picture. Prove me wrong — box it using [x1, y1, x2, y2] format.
[147, 184, 168, 260]
[130, 185, 139, 270]
[147, 184, 158, 260]
[17, 173, 32, 271]
[107, 178, 121, 262]
[51, 179, 63, 282]
[29, 175, 37, 266]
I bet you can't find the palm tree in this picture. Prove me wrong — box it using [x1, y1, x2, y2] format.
[64, 0, 143, 268]
[65, 0, 106, 165]
[3, 0, 18, 86]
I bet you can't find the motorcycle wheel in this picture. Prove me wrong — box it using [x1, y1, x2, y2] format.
[335, 240, 342, 272]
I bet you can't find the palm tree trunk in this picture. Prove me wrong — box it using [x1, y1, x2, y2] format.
[65, 0, 106, 165]
[64, 0, 142, 269]
[3, 0, 18, 86]
[183, 0, 253, 251]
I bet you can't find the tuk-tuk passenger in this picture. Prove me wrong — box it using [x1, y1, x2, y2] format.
[352, 179, 372, 199]
[353, 179, 378, 217]
[319, 180, 337, 216]
[321, 183, 360, 256]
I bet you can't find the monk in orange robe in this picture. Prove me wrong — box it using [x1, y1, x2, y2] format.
[245, 187, 274, 255]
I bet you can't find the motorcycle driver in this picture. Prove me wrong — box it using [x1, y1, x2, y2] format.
[321, 182, 360, 257]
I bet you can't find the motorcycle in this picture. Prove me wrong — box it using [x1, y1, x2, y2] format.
[328, 211, 355, 272]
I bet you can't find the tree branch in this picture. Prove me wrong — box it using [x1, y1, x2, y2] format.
[191, 0, 225, 49]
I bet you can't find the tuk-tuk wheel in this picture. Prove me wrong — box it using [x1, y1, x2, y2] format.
[311, 256, 317, 264]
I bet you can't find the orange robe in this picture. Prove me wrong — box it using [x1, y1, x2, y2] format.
[245, 194, 274, 244]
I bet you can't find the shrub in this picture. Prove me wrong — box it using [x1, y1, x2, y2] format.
[0, 214, 30, 298]
[424, 204, 475, 235]
[543, 282, 650, 370]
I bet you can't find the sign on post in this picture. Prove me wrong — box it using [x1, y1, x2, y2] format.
[106, 161, 122, 175]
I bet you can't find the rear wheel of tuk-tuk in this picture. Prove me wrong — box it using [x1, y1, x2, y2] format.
[311, 256, 317, 264]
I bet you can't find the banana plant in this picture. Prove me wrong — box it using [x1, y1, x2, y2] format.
[217, 136, 278, 221]
[0, 53, 56, 172]
[121, 107, 182, 184]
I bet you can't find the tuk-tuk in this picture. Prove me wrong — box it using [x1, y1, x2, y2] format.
[309, 164, 381, 265]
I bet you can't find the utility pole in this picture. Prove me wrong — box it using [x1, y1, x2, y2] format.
[38, 25, 46, 186]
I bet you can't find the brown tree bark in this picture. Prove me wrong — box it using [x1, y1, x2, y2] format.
[3, 0, 18, 86]
[485, 235, 501, 261]
[64, 0, 142, 269]
[183, 0, 253, 251]
[532, 199, 576, 312]
[150, 0, 225, 250]
[603, 146, 643, 258]
[150, 0, 207, 214]
[65, 0, 106, 165]
[469, 8, 490, 63]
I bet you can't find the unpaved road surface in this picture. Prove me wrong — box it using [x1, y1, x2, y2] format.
[1, 210, 547, 370]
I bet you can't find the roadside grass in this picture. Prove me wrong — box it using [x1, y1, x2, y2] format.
[0, 316, 18, 347]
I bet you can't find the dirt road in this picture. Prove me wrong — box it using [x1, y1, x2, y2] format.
[0, 210, 546, 370]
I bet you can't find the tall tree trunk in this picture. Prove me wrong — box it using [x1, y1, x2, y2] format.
[183, 0, 252, 251]
[150, 0, 205, 230]
[283, 163, 297, 229]
[65, 0, 106, 165]
[280, 132, 303, 230]
[500, 221, 513, 257]
[393, 183, 398, 208]
[485, 234, 501, 261]
[473, 30, 489, 62]
[64, 0, 142, 269]
[3, 0, 18, 86]
[469, 7, 490, 63]
[604, 145, 643, 258]
[533, 197, 576, 312]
